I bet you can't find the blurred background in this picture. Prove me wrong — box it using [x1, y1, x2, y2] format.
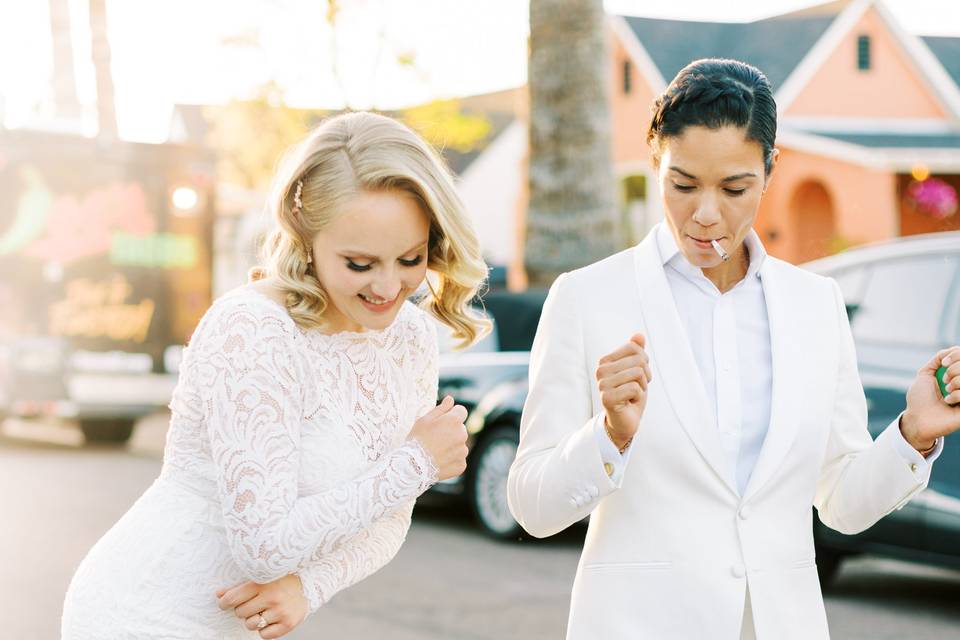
[1, 0, 959, 637]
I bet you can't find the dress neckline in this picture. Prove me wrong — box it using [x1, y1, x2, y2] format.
[234, 286, 405, 341]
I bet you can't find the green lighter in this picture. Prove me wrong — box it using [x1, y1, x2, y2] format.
[936, 366, 949, 400]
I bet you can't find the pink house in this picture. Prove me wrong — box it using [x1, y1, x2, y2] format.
[608, 0, 960, 264]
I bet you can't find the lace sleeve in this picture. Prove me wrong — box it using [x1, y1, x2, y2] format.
[295, 310, 440, 613]
[193, 299, 438, 583]
[296, 503, 414, 613]
[412, 311, 440, 419]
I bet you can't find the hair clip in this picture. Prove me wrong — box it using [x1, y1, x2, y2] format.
[292, 179, 304, 213]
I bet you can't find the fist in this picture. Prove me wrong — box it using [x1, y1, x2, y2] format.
[902, 346, 960, 451]
[409, 395, 469, 481]
[596, 334, 652, 448]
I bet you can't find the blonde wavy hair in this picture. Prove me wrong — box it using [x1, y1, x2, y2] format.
[251, 111, 490, 348]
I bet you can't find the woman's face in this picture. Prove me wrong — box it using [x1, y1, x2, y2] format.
[311, 189, 431, 333]
[657, 125, 776, 270]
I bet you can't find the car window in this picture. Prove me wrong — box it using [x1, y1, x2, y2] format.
[852, 254, 959, 348]
[943, 274, 960, 344]
[831, 267, 869, 306]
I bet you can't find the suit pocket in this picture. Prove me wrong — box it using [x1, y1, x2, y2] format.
[583, 560, 672, 572]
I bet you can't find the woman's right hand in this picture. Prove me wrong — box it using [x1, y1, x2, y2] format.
[409, 395, 469, 481]
[597, 333, 653, 449]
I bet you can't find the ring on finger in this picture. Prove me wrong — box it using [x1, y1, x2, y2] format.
[256, 613, 269, 630]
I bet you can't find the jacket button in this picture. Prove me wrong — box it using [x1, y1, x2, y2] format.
[738, 506, 751, 520]
[731, 565, 746, 578]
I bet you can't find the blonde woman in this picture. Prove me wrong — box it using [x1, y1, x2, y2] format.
[62, 112, 489, 639]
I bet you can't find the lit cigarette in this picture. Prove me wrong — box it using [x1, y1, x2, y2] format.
[711, 239, 730, 262]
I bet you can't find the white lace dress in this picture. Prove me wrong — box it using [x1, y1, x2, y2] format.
[62, 288, 440, 639]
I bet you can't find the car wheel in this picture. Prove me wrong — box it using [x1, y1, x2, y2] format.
[468, 426, 522, 540]
[80, 418, 135, 445]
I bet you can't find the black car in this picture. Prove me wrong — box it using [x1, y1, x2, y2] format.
[435, 231, 960, 586]
[430, 289, 546, 539]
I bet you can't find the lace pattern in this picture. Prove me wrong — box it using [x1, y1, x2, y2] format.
[61, 289, 440, 638]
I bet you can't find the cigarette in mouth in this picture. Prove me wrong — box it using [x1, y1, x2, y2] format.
[711, 239, 730, 262]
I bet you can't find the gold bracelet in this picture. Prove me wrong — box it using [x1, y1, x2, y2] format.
[604, 420, 633, 455]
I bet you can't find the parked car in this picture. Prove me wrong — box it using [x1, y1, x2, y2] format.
[436, 231, 960, 587]
[803, 230, 960, 585]
[430, 289, 546, 539]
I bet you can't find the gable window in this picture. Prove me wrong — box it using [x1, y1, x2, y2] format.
[623, 59, 633, 95]
[857, 35, 871, 71]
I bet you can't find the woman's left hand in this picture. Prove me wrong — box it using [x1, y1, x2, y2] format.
[901, 345, 960, 452]
[216, 574, 308, 639]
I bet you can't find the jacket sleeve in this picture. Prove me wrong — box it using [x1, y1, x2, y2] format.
[813, 280, 932, 534]
[507, 273, 623, 538]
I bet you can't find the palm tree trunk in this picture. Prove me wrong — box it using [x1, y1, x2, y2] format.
[524, 0, 619, 287]
[89, 0, 117, 139]
[48, 0, 81, 121]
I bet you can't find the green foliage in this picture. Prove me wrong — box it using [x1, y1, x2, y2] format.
[400, 99, 492, 154]
[204, 83, 327, 190]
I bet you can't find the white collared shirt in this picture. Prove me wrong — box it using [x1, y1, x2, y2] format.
[595, 224, 939, 492]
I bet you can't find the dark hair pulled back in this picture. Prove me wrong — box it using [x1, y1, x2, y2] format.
[647, 58, 777, 174]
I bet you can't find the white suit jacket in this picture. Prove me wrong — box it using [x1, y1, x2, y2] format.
[507, 228, 931, 639]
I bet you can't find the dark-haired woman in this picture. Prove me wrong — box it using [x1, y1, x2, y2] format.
[507, 58, 959, 639]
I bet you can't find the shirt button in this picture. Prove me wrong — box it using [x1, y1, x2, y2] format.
[731, 565, 746, 578]
[910, 463, 919, 473]
[604, 462, 614, 477]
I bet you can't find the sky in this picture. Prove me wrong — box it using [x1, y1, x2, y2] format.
[1, 0, 958, 142]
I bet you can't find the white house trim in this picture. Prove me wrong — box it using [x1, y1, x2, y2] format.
[779, 116, 956, 134]
[608, 15, 668, 95]
[777, 128, 960, 172]
[871, 0, 960, 121]
[777, 127, 882, 168]
[775, 0, 960, 121]
[774, 0, 873, 115]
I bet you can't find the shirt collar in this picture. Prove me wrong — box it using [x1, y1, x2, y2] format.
[655, 221, 768, 285]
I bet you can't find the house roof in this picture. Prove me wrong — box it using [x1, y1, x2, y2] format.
[423, 87, 525, 176]
[803, 130, 960, 148]
[168, 87, 524, 183]
[620, 14, 835, 91]
[619, 8, 960, 96]
[922, 36, 960, 88]
[437, 111, 518, 176]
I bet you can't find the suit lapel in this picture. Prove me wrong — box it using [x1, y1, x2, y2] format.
[743, 259, 803, 501]
[632, 233, 738, 496]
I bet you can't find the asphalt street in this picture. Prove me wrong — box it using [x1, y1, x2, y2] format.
[3, 415, 959, 639]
